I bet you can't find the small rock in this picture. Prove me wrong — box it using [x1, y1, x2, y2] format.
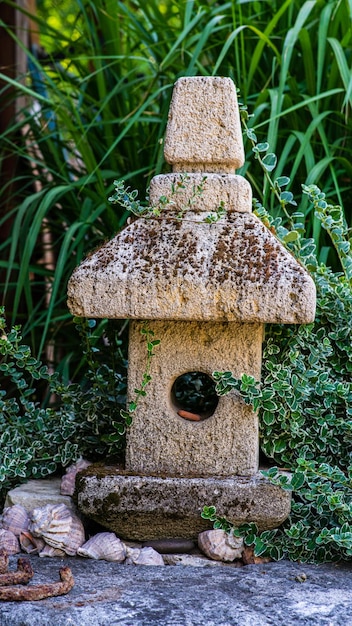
[5, 479, 76, 513]
[295, 573, 308, 583]
[177, 410, 202, 421]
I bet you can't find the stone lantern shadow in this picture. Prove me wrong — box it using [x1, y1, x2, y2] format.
[67, 77, 316, 541]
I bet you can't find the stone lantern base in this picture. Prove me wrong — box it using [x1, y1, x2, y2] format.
[76, 467, 291, 541]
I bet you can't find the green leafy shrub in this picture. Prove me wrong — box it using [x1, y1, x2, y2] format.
[1, 0, 351, 560]
[202, 461, 352, 563]
[0, 309, 127, 506]
[209, 181, 352, 562]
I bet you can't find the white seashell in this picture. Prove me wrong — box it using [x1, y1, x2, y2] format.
[60, 458, 92, 496]
[124, 546, 164, 566]
[39, 543, 66, 558]
[77, 532, 126, 562]
[198, 529, 244, 562]
[29, 504, 85, 556]
[1, 505, 29, 536]
[0, 529, 21, 555]
[19, 530, 46, 554]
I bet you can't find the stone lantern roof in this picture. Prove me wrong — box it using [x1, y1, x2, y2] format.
[67, 77, 316, 324]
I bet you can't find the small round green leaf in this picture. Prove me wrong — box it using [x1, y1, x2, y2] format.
[262, 153, 277, 172]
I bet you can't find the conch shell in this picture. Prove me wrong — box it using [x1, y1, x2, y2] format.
[29, 504, 85, 556]
[124, 546, 164, 566]
[198, 529, 244, 562]
[0, 529, 20, 555]
[60, 458, 92, 496]
[39, 544, 66, 558]
[1, 505, 29, 536]
[19, 531, 46, 555]
[77, 532, 126, 562]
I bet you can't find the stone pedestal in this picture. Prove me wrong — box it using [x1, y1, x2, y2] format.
[76, 467, 291, 541]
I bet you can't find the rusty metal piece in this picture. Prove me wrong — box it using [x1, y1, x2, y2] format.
[0, 548, 9, 574]
[0, 566, 74, 601]
[0, 558, 33, 586]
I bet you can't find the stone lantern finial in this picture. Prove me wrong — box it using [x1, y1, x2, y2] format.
[164, 76, 245, 173]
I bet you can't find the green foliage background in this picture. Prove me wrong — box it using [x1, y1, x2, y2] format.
[0, 0, 351, 561]
[1, 0, 351, 366]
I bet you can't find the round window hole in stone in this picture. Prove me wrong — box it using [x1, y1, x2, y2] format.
[171, 371, 219, 422]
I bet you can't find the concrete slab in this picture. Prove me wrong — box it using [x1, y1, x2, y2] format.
[1, 555, 351, 625]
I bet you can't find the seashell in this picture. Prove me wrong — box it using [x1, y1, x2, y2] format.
[29, 504, 85, 556]
[198, 529, 244, 562]
[60, 458, 92, 496]
[39, 544, 66, 558]
[1, 505, 29, 536]
[19, 530, 46, 555]
[124, 546, 164, 566]
[77, 532, 126, 562]
[0, 529, 21, 555]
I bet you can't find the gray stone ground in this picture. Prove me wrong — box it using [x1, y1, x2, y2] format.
[0, 556, 351, 626]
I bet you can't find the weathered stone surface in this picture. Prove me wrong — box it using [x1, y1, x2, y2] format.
[76, 468, 291, 541]
[5, 480, 76, 513]
[148, 172, 252, 213]
[67, 210, 316, 323]
[126, 320, 261, 477]
[163, 76, 245, 172]
[163, 553, 235, 567]
[2, 555, 351, 625]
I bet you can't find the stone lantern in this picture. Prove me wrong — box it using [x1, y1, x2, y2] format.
[67, 77, 316, 541]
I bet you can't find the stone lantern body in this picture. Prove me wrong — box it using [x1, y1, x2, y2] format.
[67, 77, 316, 540]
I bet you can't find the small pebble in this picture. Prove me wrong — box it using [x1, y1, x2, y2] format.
[177, 410, 202, 421]
[295, 573, 307, 583]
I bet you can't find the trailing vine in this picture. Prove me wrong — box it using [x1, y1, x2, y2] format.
[119, 325, 160, 426]
[109, 174, 227, 224]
